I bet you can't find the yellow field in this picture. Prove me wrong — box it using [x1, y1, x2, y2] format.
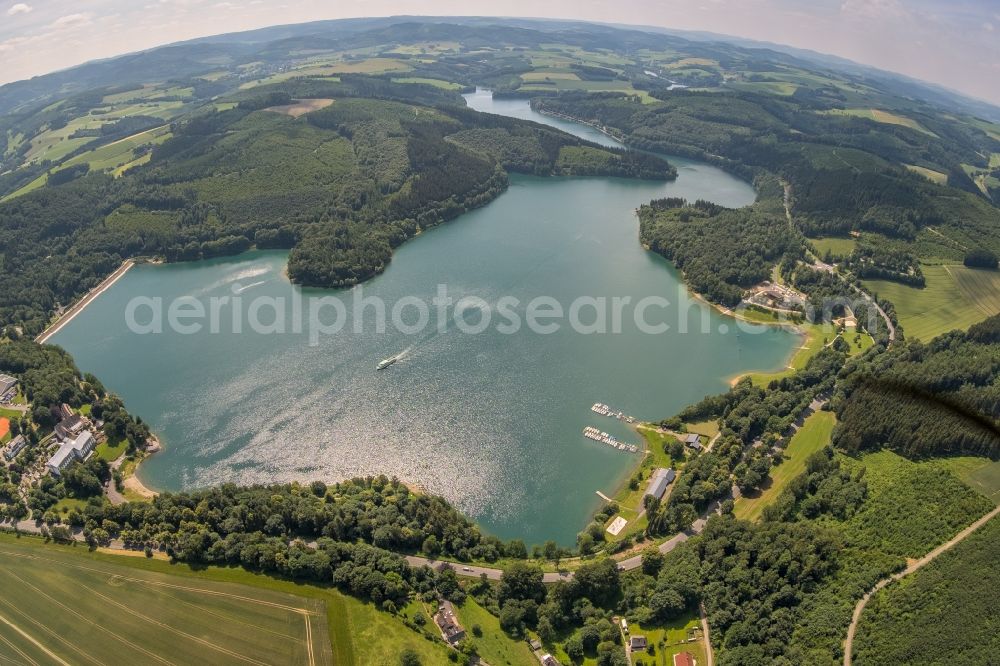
[264, 98, 334, 118]
[391, 77, 462, 90]
[734, 411, 836, 521]
[864, 264, 1000, 341]
[819, 108, 934, 135]
[327, 58, 412, 74]
[520, 70, 581, 82]
[905, 163, 948, 184]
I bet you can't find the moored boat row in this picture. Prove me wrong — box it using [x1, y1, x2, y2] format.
[582, 426, 639, 453]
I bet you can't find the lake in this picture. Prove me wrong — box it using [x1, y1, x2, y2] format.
[50, 91, 796, 546]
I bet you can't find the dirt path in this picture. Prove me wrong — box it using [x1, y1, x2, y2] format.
[0, 611, 72, 666]
[843, 504, 1000, 666]
[699, 603, 714, 666]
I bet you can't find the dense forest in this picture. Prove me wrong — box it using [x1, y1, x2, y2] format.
[638, 180, 799, 307]
[832, 314, 1000, 458]
[851, 515, 1000, 665]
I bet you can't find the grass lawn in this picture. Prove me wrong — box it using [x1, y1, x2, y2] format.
[809, 236, 857, 259]
[95, 436, 128, 462]
[51, 496, 91, 515]
[627, 610, 707, 666]
[453, 598, 536, 666]
[684, 420, 719, 439]
[864, 264, 1000, 340]
[733, 411, 836, 522]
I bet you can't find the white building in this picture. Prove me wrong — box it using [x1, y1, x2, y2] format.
[0, 373, 16, 401]
[47, 431, 96, 476]
[3, 434, 27, 461]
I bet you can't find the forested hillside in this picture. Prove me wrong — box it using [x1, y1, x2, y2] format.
[832, 315, 1000, 458]
[0, 81, 671, 336]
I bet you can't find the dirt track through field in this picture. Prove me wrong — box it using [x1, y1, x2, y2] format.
[0, 610, 72, 666]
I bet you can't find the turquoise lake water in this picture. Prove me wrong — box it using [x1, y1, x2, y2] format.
[50, 91, 796, 546]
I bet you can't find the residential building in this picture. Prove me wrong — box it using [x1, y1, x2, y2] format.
[4, 435, 27, 461]
[434, 600, 466, 645]
[0, 374, 16, 401]
[673, 652, 696, 666]
[630, 635, 648, 651]
[644, 467, 677, 500]
[541, 655, 561, 666]
[47, 431, 96, 476]
[684, 433, 702, 450]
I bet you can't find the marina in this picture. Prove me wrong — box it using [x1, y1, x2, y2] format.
[582, 426, 639, 453]
[591, 402, 635, 423]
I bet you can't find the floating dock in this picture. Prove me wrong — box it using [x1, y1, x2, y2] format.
[582, 426, 638, 453]
[591, 402, 635, 423]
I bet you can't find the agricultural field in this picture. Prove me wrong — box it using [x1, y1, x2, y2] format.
[0, 535, 333, 665]
[816, 107, 934, 135]
[391, 77, 463, 90]
[0, 533, 464, 665]
[264, 98, 334, 118]
[904, 163, 948, 184]
[864, 264, 1000, 340]
[62, 124, 172, 173]
[734, 411, 836, 522]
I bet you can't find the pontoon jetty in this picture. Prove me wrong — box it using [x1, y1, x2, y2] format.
[582, 426, 639, 453]
[591, 402, 635, 423]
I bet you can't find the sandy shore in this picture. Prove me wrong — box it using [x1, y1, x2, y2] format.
[123, 474, 158, 499]
[36, 259, 136, 344]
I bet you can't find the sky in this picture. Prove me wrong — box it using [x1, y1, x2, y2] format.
[1, 0, 999, 106]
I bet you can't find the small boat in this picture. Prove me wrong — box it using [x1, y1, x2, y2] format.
[376, 355, 399, 371]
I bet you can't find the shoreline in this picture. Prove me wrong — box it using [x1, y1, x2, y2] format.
[35, 259, 137, 344]
[123, 438, 161, 500]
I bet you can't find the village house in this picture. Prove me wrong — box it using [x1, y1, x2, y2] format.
[630, 635, 648, 651]
[541, 655, 561, 666]
[673, 652, 696, 666]
[47, 430, 96, 476]
[684, 433, 702, 450]
[434, 600, 466, 646]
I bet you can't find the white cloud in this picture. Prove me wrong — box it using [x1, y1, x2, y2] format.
[6, 3, 32, 16]
[985, 22, 995, 32]
[51, 13, 92, 28]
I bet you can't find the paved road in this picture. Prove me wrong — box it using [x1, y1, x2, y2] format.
[842, 504, 1000, 666]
